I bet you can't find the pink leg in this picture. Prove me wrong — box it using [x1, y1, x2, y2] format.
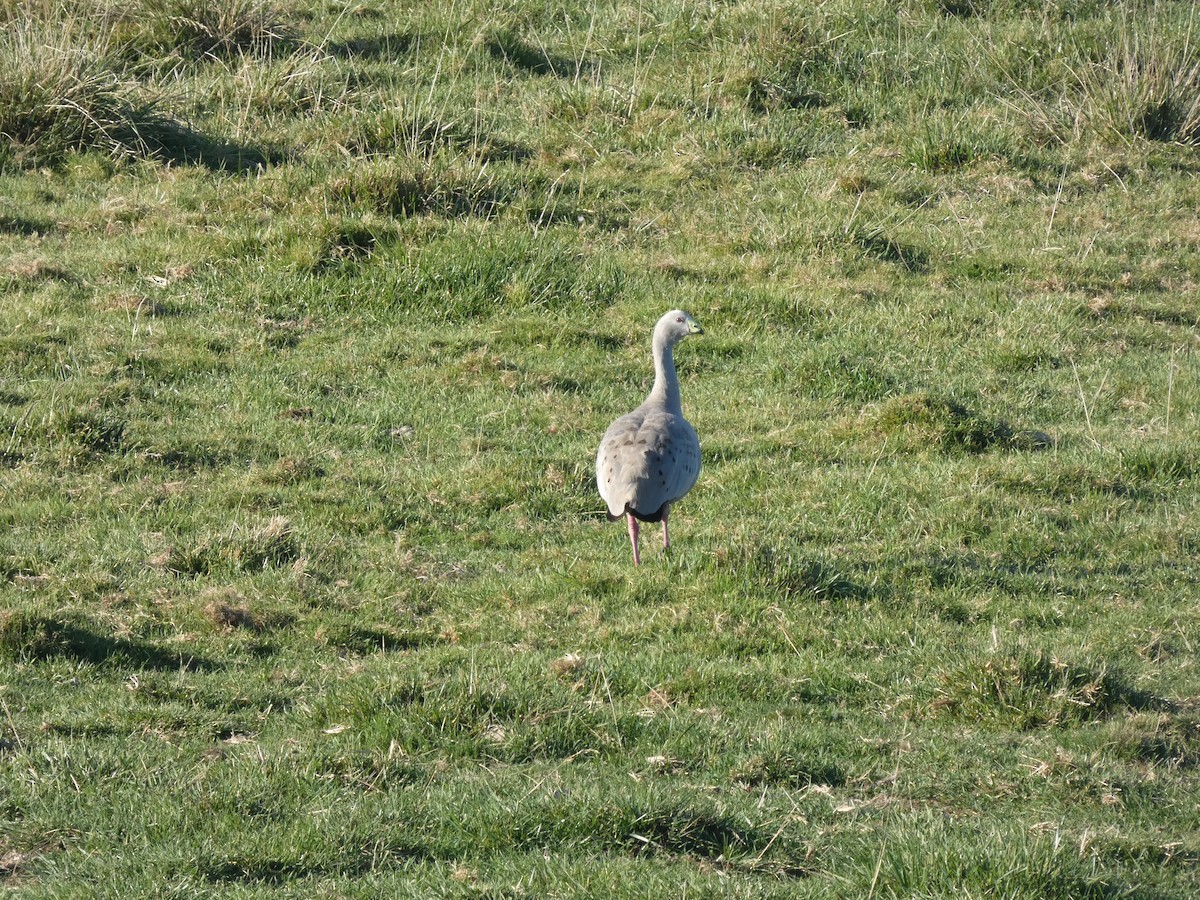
[661, 503, 671, 550]
[626, 512, 641, 566]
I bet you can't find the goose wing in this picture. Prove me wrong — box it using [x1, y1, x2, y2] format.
[596, 406, 701, 522]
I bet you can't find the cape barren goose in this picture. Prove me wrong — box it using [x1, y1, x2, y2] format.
[596, 310, 704, 565]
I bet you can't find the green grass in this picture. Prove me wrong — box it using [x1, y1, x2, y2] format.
[2, 0, 1200, 896]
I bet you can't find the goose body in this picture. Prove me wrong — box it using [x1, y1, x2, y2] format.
[596, 310, 703, 564]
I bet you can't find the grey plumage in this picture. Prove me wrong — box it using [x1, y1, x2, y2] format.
[596, 310, 703, 564]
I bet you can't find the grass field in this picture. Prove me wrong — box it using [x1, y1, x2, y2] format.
[3, 0, 1200, 895]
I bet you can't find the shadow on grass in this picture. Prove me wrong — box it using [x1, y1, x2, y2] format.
[200, 796, 806, 883]
[732, 749, 847, 789]
[747, 544, 871, 603]
[934, 650, 1168, 729]
[484, 30, 594, 79]
[0, 611, 213, 671]
[868, 392, 1054, 455]
[201, 837, 437, 884]
[1078, 295, 1200, 331]
[1116, 714, 1200, 769]
[624, 803, 761, 861]
[845, 226, 929, 272]
[134, 117, 285, 173]
[747, 77, 829, 113]
[202, 857, 358, 885]
[341, 112, 531, 162]
[0, 213, 55, 236]
[324, 31, 416, 61]
[315, 622, 443, 655]
[9, 108, 283, 174]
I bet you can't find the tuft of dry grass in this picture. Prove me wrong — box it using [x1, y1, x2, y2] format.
[996, 3, 1200, 147]
[135, 0, 293, 60]
[549, 652, 587, 678]
[200, 588, 263, 631]
[204, 603, 258, 629]
[1068, 10, 1200, 145]
[932, 651, 1160, 728]
[3, 257, 74, 281]
[0, 18, 147, 166]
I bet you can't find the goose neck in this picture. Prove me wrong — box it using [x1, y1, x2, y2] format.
[649, 333, 681, 411]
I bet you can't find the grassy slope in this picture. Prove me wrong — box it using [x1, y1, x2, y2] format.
[2, 0, 1200, 896]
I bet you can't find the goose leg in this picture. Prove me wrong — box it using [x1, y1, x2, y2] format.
[626, 512, 641, 566]
[661, 503, 671, 550]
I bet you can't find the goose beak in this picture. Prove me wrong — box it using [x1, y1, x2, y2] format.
[689, 318, 704, 335]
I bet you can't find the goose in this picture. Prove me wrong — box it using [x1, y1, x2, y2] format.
[596, 310, 704, 565]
